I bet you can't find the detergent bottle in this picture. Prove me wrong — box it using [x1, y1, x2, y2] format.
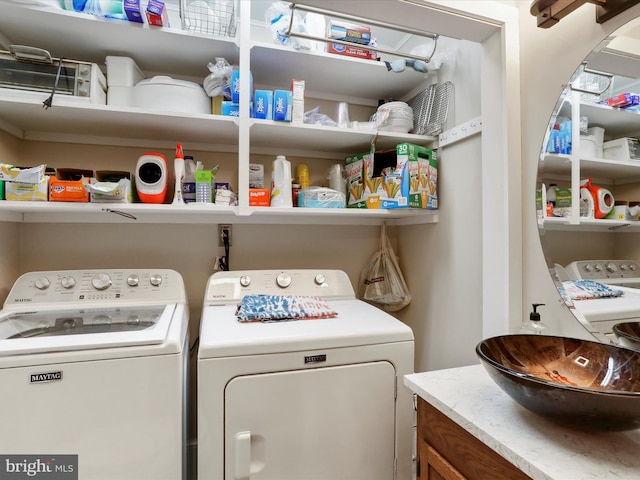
[182, 155, 197, 203]
[172, 143, 185, 204]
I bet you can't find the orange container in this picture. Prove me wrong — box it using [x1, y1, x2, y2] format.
[49, 168, 93, 202]
[249, 188, 270, 206]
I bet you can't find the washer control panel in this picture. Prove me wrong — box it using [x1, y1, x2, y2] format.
[4, 269, 185, 307]
[565, 260, 640, 282]
[206, 270, 355, 304]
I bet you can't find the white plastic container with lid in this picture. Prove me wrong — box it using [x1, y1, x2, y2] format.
[270, 155, 293, 207]
[132, 76, 211, 114]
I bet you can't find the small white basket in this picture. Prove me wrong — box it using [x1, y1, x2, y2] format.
[180, 0, 237, 37]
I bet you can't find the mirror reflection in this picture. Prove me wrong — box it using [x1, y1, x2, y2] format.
[538, 16, 640, 347]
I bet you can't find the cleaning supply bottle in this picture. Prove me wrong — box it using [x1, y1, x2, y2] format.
[546, 183, 558, 206]
[297, 163, 309, 189]
[172, 143, 185, 204]
[271, 155, 293, 207]
[182, 155, 196, 203]
[520, 303, 546, 334]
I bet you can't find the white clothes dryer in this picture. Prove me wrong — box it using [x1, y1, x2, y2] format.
[0, 269, 189, 480]
[564, 260, 640, 342]
[197, 269, 415, 480]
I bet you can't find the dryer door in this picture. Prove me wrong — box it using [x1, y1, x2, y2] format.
[225, 361, 396, 480]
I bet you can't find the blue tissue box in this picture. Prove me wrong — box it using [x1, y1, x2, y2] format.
[273, 90, 292, 122]
[231, 70, 253, 104]
[253, 90, 273, 120]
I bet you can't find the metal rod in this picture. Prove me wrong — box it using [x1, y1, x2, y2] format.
[284, 30, 437, 63]
[284, 3, 439, 62]
[289, 3, 438, 40]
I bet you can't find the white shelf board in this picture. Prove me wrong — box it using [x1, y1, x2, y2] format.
[559, 100, 640, 138]
[0, 201, 438, 225]
[0, 93, 239, 149]
[250, 42, 429, 103]
[539, 153, 640, 184]
[541, 216, 639, 232]
[249, 120, 435, 158]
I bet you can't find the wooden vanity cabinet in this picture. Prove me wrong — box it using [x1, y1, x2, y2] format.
[416, 396, 532, 480]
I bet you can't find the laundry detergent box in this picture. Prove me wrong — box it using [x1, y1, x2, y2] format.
[146, 0, 169, 27]
[49, 168, 93, 202]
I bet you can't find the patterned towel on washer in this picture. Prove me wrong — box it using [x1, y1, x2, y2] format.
[561, 280, 624, 300]
[236, 294, 338, 323]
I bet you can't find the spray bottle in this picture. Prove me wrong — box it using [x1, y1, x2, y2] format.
[172, 143, 185, 204]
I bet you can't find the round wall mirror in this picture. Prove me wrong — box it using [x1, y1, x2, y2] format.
[537, 16, 640, 345]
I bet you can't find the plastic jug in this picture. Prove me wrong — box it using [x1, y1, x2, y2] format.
[271, 155, 293, 207]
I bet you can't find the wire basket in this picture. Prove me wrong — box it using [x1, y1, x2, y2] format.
[569, 65, 613, 103]
[407, 81, 454, 136]
[180, 0, 237, 37]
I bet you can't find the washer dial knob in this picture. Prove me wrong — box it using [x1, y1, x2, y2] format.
[91, 273, 112, 291]
[314, 274, 326, 285]
[606, 263, 618, 273]
[276, 272, 292, 288]
[240, 276, 251, 287]
[60, 276, 76, 289]
[127, 275, 140, 287]
[150, 274, 163, 287]
[34, 276, 50, 290]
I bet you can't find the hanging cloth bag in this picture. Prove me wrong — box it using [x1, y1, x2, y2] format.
[359, 222, 412, 312]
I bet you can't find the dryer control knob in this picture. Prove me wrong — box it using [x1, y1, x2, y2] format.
[606, 263, 618, 273]
[34, 276, 50, 290]
[91, 273, 112, 291]
[276, 272, 292, 288]
[314, 274, 326, 285]
[61, 276, 76, 289]
[239, 276, 251, 287]
[150, 274, 163, 287]
[127, 275, 140, 287]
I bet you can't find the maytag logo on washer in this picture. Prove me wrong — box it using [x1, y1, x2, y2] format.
[304, 354, 326, 364]
[30, 372, 62, 384]
[0, 455, 77, 479]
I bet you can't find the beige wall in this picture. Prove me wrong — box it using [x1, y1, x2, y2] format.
[0, 130, 22, 300]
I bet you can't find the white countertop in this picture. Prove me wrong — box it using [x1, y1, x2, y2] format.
[404, 364, 640, 480]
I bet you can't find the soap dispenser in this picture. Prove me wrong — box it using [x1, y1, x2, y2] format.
[520, 303, 546, 334]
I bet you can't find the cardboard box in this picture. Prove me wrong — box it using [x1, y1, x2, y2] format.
[231, 69, 253, 104]
[89, 170, 132, 203]
[50, 168, 93, 202]
[291, 80, 304, 124]
[273, 90, 292, 122]
[253, 90, 273, 120]
[0, 180, 4, 200]
[5, 176, 49, 201]
[327, 20, 372, 45]
[249, 188, 270, 206]
[124, 0, 143, 23]
[327, 42, 377, 61]
[146, 0, 169, 26]
[346, 143, 436, 209]
[221, 101, 253, 117]
[249, 164, 264, 188]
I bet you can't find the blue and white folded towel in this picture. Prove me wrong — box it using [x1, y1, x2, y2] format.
[561, 280, 624, 300]
[236, 294, 338, 323]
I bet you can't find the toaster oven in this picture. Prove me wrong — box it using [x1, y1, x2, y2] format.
[0, 46, 106, 104]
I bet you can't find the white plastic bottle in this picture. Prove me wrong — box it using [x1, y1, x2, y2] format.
[546, 183, 558, 206]
[172, 143, 185, 204]
[270, 155, 293, 207]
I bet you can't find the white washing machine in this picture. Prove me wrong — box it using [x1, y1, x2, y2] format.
[197, 269, 415, 480]
[0, 269, 189, 480]
[564, 259, 640, 342]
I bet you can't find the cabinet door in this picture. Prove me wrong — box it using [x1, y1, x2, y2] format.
[418, 440, 466, 480]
